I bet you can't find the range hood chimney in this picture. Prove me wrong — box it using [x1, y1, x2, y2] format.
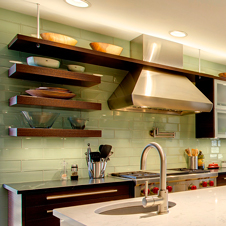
[107, 35, 213, 115]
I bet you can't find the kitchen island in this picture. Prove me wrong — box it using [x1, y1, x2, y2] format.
[53, 185, 226, 226]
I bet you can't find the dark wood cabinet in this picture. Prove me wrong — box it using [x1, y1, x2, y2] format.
[195, 76, 215, 138]
[7, 181, 134, 226]
[217, 173, 226, 186]
[196, 77, 226, 138]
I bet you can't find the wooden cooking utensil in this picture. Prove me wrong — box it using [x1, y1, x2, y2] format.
[195, 149, 199, 156]
[185, 148, 191, 156]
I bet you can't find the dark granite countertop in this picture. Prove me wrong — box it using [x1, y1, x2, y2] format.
[3, 177, 132, 194]
[208, 167, 226, 174]
[4, 168, 225, 194]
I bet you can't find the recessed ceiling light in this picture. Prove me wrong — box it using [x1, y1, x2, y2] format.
[65, 0, 90, 8]
[169, 30, 187, 38]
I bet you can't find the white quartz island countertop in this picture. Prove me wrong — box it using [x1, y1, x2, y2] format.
[53, 186, 226, 226]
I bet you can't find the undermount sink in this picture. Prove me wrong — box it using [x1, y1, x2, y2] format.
[95, 201, 176, 215]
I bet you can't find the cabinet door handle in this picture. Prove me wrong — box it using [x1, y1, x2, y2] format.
[46, 189, 118, 200]
[47, 210, 53, 213]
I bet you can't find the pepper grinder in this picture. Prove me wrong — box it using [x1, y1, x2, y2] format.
[71, 164, 78, 180]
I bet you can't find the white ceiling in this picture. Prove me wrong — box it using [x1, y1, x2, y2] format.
[1, 0, 226, 64]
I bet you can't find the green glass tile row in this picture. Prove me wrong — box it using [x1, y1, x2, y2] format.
[0, 148, 43, 160]
[0, 171, 43, 184]
[113, 111, 143, 121]
[22, 159, 64, 171]
[42, 20, 81, 38]
[0, 20, 20, 34]
[0, 160, 21, 172]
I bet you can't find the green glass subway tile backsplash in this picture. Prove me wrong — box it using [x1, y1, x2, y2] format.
[0, 20, 20, 34]
[1, 7, 226, 226]
[0, 7, 225, 186]
[0, 148, 43, 160]
[0, 171, 43, 184]
[114, 111, 143, 121]
[42, 20, 81, 38]
[0, 160, 21, 172]
[22, 159, 63, 171]
[115, 130, 132, 139]
[81, 29, 113, 43]
[0, 31, 16, 44]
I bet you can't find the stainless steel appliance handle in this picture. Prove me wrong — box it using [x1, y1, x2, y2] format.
[46, 189, 118, 200]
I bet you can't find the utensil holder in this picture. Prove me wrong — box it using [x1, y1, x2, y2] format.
[88, 160, 106, 179]
[188, 156, 198, 169]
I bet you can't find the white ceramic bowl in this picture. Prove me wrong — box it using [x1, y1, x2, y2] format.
[67, 65, 85, 73]
[27, 56, 60, 68]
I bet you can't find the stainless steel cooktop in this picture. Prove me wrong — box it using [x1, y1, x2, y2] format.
[111, 168, 210, 179]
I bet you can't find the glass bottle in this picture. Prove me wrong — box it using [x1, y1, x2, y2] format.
[198, 151, 205, 170]
[61, 160, 68, 180]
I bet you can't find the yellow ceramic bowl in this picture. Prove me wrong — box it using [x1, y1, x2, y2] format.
[90, 42, 123, 55]
[41, 33, 78, 46]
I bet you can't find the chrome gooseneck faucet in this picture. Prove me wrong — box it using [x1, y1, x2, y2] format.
[140, 142, 168, 214]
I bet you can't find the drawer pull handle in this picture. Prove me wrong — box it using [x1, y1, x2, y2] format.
[47, 210, 53, 213]
[46, 189, 118, 200]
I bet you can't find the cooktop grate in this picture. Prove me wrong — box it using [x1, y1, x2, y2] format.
[111, 171, 160, 179]
[168, 168, 210, 173]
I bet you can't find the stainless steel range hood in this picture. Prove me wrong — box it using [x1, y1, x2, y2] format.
[107, 35, 213, 115]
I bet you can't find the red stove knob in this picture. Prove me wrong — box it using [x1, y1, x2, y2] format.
[202, 181, 208, 187]
[152, 187, 159, 194]
[209, 181, 214, 186]
[167, 185, 173, 192]
[141, 188, 150, 196]
[190, 185, 197, 190]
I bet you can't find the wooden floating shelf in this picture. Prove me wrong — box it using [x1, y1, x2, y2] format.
[8, 34, 221, 81]
[9, 128, 102, 137]
[9, 64, 101, 87]
[9, 95, 101, 111]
